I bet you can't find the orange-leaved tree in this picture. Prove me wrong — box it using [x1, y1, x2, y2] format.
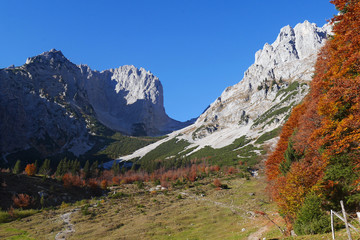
[25, 163, 36, 176]
[266, 0, 360, 231]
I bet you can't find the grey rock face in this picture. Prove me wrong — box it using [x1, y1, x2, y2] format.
[196, 21, 330, 129]
[186, 21, 331, 149]
[0, 49, 189, 156]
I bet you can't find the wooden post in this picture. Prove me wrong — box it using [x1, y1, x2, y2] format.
[331, 210, 335, 240]
[340, 200, 352, 240]
[357, 212, 360, 224]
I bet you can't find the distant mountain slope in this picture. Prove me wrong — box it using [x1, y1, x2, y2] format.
[0, 50, 191, 159]
[114, 21, 332, 169]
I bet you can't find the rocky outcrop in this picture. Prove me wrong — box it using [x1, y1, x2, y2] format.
[0, 49, 190, 157]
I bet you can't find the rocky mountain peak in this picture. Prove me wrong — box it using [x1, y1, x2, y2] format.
[255, 21, 329, 70]
[173, 21, 331, 153]
[25, 49, 69, 65]
[107, 65, 162, 106]
[0, 50, 191, 158]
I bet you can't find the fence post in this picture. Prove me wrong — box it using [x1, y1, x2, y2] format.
[331, 210, 335, 240]
[340, 200, 352, 240]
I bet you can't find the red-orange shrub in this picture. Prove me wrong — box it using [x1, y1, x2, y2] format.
[62, 173, 84, 188]
[100, 180, 108, 189]
[213, 178, 222, 188]
[188, 168, 197, 182]
[112, 176, 120, 185]
[25, 163, 36, 176]
[87, 178, 99, 189]
[227, 166, 237, 175]
[160, 180, 170, 188]
[12, 193, 32, 208]
[213, 165, 220, 172]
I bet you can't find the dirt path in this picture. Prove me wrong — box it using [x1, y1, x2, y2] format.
[247, 225, 268, 240]
[55, 208, 79, 240]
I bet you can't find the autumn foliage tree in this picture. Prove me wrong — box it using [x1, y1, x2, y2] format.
[100, 179, 108, 190]
[266, 0, 360, 233]
[25, 163, 36, 176]
[12, 193, 32, 208]
[62, 173, 84, 188]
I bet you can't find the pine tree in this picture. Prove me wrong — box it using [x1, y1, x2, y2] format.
[71, 160, 80, 175]
[83, 160, 90, 179]
[39, 159, 51, 176]
[99, 161, 104, 175]
[112, 160, 120, 175]
[13, 160, 22, 174]
[56, 159, 65, 177]
[62, 158, 69, 174]
[90, 160, 98, 178]
[75, 160, 81, 173]
[279, 140, 302, 175]
[34, 160, 39, 174]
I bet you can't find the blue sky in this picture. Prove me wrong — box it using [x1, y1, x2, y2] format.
[0, 1, 337, 121]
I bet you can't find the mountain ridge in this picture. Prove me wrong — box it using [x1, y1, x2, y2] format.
[0, 50, 191, 159]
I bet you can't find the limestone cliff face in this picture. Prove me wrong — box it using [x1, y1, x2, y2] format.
[183, 21, 331, 150]
[181, 21, 332, 151]
[0, 50, 189, 157]
[114, 21, 332, 163]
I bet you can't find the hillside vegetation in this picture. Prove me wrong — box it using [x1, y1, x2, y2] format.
[266, 0, 360, 234]
[2, 132, 162, 171]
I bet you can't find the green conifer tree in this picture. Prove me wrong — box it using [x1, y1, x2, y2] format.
[90, 160, 99, 177]
[39, 159, 51, 176]
[71, 160, 81, 175]
[56, 159, 65, 177]
[83, 160, 90, 179]
[112, 161, 120, 175]
[13, 160, 22, 174]
[34, 160, 39, 174]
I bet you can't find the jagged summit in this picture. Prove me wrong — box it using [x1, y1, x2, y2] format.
[25, 49, 69, 65]
[195, 21, 330, 130]
[190, 20, 330, 146]
[253, 20, 329, 77]
[0, 50, 191, 157]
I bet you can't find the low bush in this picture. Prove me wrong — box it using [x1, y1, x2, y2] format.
[12, 193, 32, 209]
[81, 204, 90, 216]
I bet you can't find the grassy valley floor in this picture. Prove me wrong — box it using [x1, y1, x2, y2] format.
[0, 174, 285, 240]
[1, 174, 358, 239]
